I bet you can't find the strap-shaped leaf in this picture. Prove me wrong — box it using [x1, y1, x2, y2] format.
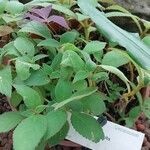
[13, 115, 47, 150]
[78, 0, 150, 70]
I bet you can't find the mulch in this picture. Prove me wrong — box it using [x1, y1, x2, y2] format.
[0, 95, 149, 150]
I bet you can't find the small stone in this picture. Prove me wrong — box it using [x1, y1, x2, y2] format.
[136, 124, 145, 131]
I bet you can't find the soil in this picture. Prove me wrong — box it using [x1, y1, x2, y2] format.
[136, 114, 150, 150]
[0, 95, 149, 150]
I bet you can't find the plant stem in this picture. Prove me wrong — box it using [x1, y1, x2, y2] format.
[83, 20, 90, 41]
[129, 62, 134, 82]
[59, 0, 64, 4]
[122, 81, 144, 101]
[104, 112, 116, 122]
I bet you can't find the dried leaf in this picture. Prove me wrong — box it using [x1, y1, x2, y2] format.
[0, 26, 13, 37]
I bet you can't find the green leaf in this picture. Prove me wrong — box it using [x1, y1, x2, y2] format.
[73, 80, 87, 91]
[10, 91, 22, 107]
[52, 4, 75, 17]
[61, 50, 85, 71]
[55, 79, 72, 102]
[35, 105, 47, 114]
[92, 72, 109, 81]
[81, 51, 97, 71]
[51, 53, 63, 70]
[50, 71, 60, 79]
[73, 70, 89, 83]
[15, 57, 40, 80]
[42, 64, 53, 75]
[100, 65, 130, 92]
[38, 38, 61, 48]
[125, 106, 141, 127]
[13, 115, 47, 150]
[67, 101, 83, 112]
[53, 87, 97, 110]
[60, 31, 79, 44]
[0, 66, 12, 97]
[125, 118, 135, 128]
[71, 112, 104, 142]
[19, 21, 51, 39]
[83, 41, 106, 54]
[0, 112, 23, 133]
[60, 67, 73, 80]
[24, 69, 50, 86]
[45, 110, 67, 140]
[143, 36, 150, 48]
[4, 42, 19, 56]
[32, 54, 48, 62]
[129, 106, 141, 118]
[1, 14, 22, 23]
[48, 122, 69, 146]
[0, 0, 7, 14]
[93, 52, 103, 63]
[14, 37, 35, 57]
[78, 0, 150, 70]
[106, 12, 134, 18]
[5, 1, 24, 14]
[143, 98, 150, 119]
[14, 84, 42, 109]
[102, 51, 129, 67]
[81, 93, 106, 115]
[62, 43, 80, 52]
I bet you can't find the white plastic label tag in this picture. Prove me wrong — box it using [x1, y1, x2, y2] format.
[67, 121, 144, 150]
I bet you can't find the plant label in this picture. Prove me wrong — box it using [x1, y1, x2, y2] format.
[67, 121, 144, 150]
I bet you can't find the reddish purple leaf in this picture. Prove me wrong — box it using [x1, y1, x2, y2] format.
[48, 15, 69, 29]
[31, 5, 52, 19]
[24, 5, 69, 29]
[25, 13, 44, 22]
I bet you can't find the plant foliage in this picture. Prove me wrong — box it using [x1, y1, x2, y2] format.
[0, 0, 149, 149]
